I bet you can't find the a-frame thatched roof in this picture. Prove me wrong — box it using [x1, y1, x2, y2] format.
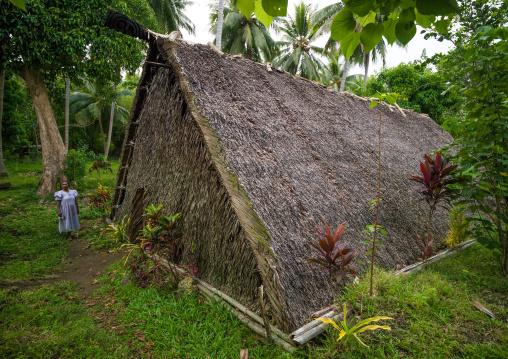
[111, 34, 452, 332]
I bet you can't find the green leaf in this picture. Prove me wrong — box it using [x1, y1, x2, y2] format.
[385, 95, 396, 104]
[435, 19, 451, 34]
[261, 0, 287, 17]
[415, 9, 435, 28]
[379, 0, 402, 16]
[360, 23, 384, 53]
[331, 9, 357, 41]
[416, 0, 459, 15]
[383, 18, 398, 45]
[9, 0, 26, 11]
[345, 0, 376, 17]
[237, 0, 255, 18]
[358, 11, 376, 26]
[340, 32, 362, 59]
[395, 8, 416, 45]
[369, 100, 378, 108]
[254, 0, 274, 28]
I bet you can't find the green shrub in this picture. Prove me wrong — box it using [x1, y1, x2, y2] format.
[445, 205, 471, 247]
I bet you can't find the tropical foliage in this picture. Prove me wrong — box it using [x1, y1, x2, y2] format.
[209, 0, 278, 62]
[70, 78, 133, 157]
[317, 304, 392, 347]
[274, 2, 329, 81]
[307, 220, 358, 286]
[147, 0, 195, 34]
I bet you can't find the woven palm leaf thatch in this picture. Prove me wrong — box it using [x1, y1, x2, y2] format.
[112, 34, 452, 332]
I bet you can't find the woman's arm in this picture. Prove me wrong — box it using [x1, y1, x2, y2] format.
[75, 197, 79, 215]
[56, 200, 62, 217]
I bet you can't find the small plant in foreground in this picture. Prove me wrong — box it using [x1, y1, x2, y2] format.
[102, 215, 130, 246]
[445, 205, 471, 248]
[317, 304, 393, 347]
[307, 220, 358, 295]
[408, 152, 460, 262]
[415, 234, 434, 262]
[86, 184, 112, 221]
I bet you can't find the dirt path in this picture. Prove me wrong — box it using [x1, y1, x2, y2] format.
[10, 238, 124, 297]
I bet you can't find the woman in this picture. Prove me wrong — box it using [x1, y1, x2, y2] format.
[55, 181, 80, 239]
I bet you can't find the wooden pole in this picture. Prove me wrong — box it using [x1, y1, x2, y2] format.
[152, 254, 294, 347]
[258, 285, 272, 343]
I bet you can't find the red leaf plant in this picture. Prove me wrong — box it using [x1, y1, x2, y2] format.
[307, 220, 358, 290]
[408, 152, 461, 262]
[415, 234, 434, 262]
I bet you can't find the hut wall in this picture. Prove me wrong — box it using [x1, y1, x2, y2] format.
[116, 67, 263, 311]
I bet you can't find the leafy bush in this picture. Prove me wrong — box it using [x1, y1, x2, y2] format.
[307, 220, 358, 287]
[123, 205, 198, 289]
[445, 205, 471, 248]
[408, 152, 460, 262]
[86, 185, 112, 219]
[102, 215, 130, 246]
[62, 148, 87, 185]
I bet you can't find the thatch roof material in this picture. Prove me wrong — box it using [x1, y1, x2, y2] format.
[112, 34, 452, 332]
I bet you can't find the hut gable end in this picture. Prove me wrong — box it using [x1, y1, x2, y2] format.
[113, 37, 453, 332]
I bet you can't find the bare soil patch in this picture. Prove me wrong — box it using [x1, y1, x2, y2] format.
[6, 237, 124, 297]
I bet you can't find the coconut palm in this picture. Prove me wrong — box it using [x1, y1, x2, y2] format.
[324, 48, 364, 92]
[209, 0, 278, 62]
[70, 78, 133, 158]
[313, 3, 391, 88]
[273, 2, 330, 81]
[147, 0, 195, 34]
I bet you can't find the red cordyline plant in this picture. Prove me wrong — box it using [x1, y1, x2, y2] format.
[307, 220, 358, 296]
[408, 152, 461, 262]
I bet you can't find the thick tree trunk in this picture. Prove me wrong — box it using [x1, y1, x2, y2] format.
[105, 100, 115, 159]
[216, 0, 225, 50]
[21, 66, 66, 199]
[65, 75, 70, 151]
[339, 58, 349, 93]
[364, 51, 370, 84]
[0, 70, 9, 178]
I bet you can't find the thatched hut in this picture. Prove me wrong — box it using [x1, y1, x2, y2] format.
[111, 33, 452, 332]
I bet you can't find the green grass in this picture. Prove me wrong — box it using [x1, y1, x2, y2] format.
[0, 159, 118, 282]
[306, 245, 508, 358]
[1, 158, 507, 358]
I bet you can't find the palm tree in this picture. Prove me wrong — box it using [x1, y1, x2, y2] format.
[70, 78, 133, 158]
[147, 0, 195, 34]
[274, 2, 329, 81]
[324, 48, 364, 92]
[209, 0, 278, 62]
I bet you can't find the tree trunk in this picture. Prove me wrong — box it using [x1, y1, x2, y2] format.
[65, 75, 70, 151]
[216, 0, 225, 50]
[364, 51, 370, 84]
[0, 70, 9, 178]
[98, 111, 106, 153]
[21, 66, 66, 199]
[339, 58, 349, 93]
[105, 100, 115, 160]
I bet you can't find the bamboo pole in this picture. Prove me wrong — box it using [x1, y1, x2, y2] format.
[197, 280, 296, 353]
[289, 310, 335, 339]
[292, 310, 350, 345]
[258, 285, 272, 342]
[394, 239, 476, 275]
[152, 255, 294, 347]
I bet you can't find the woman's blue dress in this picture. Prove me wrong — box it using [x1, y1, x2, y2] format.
[54, 190, 80, 233]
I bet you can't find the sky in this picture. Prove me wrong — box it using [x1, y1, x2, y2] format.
[181, 0, 454, 76]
